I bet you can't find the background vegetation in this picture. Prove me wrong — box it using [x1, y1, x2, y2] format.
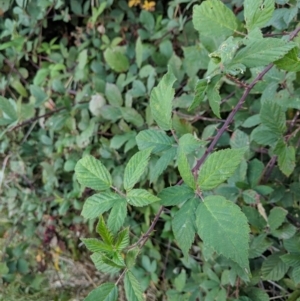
[1, 0, 300, 300]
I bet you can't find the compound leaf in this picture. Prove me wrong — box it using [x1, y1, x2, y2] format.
[196, 195, 250, 271]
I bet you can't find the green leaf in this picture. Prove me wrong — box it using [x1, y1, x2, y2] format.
[150, 66, 176, 131]
[30, 85, 48, 106]
[124, 148, 152, 191]
[231, 38, 295, 68]
[261, 252, 289, 281]
[126, 248, 140, 269]
[105, 83, 123, 107]
[136, 37, 143, 68]
[81, 192, 124, 219]
[281, 254, 300, 267]
[159, 185, 195, 206]
[275, 47, 300, 72]
[193, 0, 238, 38]
[127, 189, 160, 207]
[81, 238, 113, 253]
[150, 147, 176, 183]
[0, 96, 17, 121]
[172, 198, 198, 256]
[104, 48, 129, 73]
[247, 159, 264, 188]
[268, 207, 287, 231]
[198, 148, 246, 190]
[292, 266, 300, 285]
[244, 0, 275, 31]
[174, 269, 187, 292]
[11, 80, 28, 97]
[196, 195, 250, 270]
[136, 129, 174, 154]
[91, 253, 120, 274]
[249, 234, 272, 259]
[120, 107, 144, 128]
[242, 189, 259, 204]
[250, 125, 280, 146]
[177, 150, 196, 190]
[207, 76, 222, 118]
[114, 228, 130, 250]
[260, 100, 286, 135]
[274, 139, 295, 177]
[75, 155, 112, 191]
[178, 133, 206, 154]
[244, 287, 270, 301]
[124, 270, 144, 301]
[84, 282, 118, 301]
[96, 216, 114, 245]
[107, 199, 127, 234]
[189, 79, 208, 111]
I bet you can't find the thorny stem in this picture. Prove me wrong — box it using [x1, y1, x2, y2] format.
[132, 25, 300, 250]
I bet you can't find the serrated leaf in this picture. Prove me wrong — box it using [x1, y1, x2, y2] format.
[127, 189, 160, 207]
[179, 133, 206, 154]
[244, 287, 270, 301]
[281, 254, 300, 267]
[136, 129, 174, 154]
[177, 150, 196, 190]
[260, 100, 286, 135]
[124, 148, 152, 191]
[81, 238, 113, 253]
[150, 66, 176, 131]
[193, 0, 238, 38]
[207, 77, 222, 118]
[231, 38, 295, 68]
[292, 266, 300, 284]
[0, 96, 17, 121]
[249, 234, 272, 258]
[105, 83, 123, 106]
[96, 216, 114, 245]
[81, 192, 124, 219]
[102, 253, 125, 268]
[104, 48, 129, 73]
[83, 283, 118, 301]
[150, 147, 176, 183]
[189, 79, 208, 111]
[196, 195, 250, 270]
[198, 148, 246, 190]
[244, 0, 275, 31]
[250, 124, 280, 146]
[124, 271, 144, 301]
[107, 199, 127, 234]
[75, 156, 112, 191]
[268, 207, 287, 231]
[91, 253, 120, 274]
[275, 47, 300, 72]
[126, 248, 140, 269]
[159, 185, 195, 206]
[274, 139, 295, 177]
[261, 252, 289, 281]
[114, 228, 129, 250]
[172, 198, 198, 256]
[247, 159, 264, 188]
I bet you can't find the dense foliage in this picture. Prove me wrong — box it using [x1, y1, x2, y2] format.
[1, 0, 300, 300]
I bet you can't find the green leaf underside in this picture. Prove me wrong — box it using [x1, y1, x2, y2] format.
[124, 271, 145, 301]
[172, 198, 198, 256]
[107, 200, 127, 233]
[127, 189, 160, 207]
[231, 38, 295, 68]
[81, 192, 125, 219]
[136, 129, 174, 154]
[150, 66, 176, 131]
[159, 185, 195, 206]
[198, 148, 245, 190]
[75, 155, 112, 191]
[193, 0, 238, 38]
[177, 150, 196, 190]
[196, 195, 250, 270]
[244, 0, 275, 32]
[83, 282, 118, 301]
[124, 148, 152, 191]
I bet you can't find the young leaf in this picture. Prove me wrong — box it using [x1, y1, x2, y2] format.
[177, 150, 196, 190]
[81, 238, 113, 253]
[136, 129, 174, 154]
[231, 38, 295, 68]
[124, 270, 145, 301]
[244, 0, 275, 32]
[81, 192, 124, 219]
[127, 189, 160, 207]
[114, 228, 130, 250]
[159, 185, 195, 206]
[172, 198, 198, 257]
[189, 79, 208, 111]
[124, 148, 152, 191]
[96, 216, 114, 245]
[196, 195, 250, 271]
[75, 155, 112, 191]
[107, 199, 127, 234]
[198, 148, 246, 190]
[274, 139, 295, 177]
[260, 100, 286, 135]
[150, 66, 176, 131]
[193, 0, 238, 38]
[275, 47, 300, 72]
[83, 282, 118, 301]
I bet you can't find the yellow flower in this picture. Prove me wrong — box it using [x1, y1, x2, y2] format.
[142, 0, 156, 11]
[128, 0, 141, 7]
